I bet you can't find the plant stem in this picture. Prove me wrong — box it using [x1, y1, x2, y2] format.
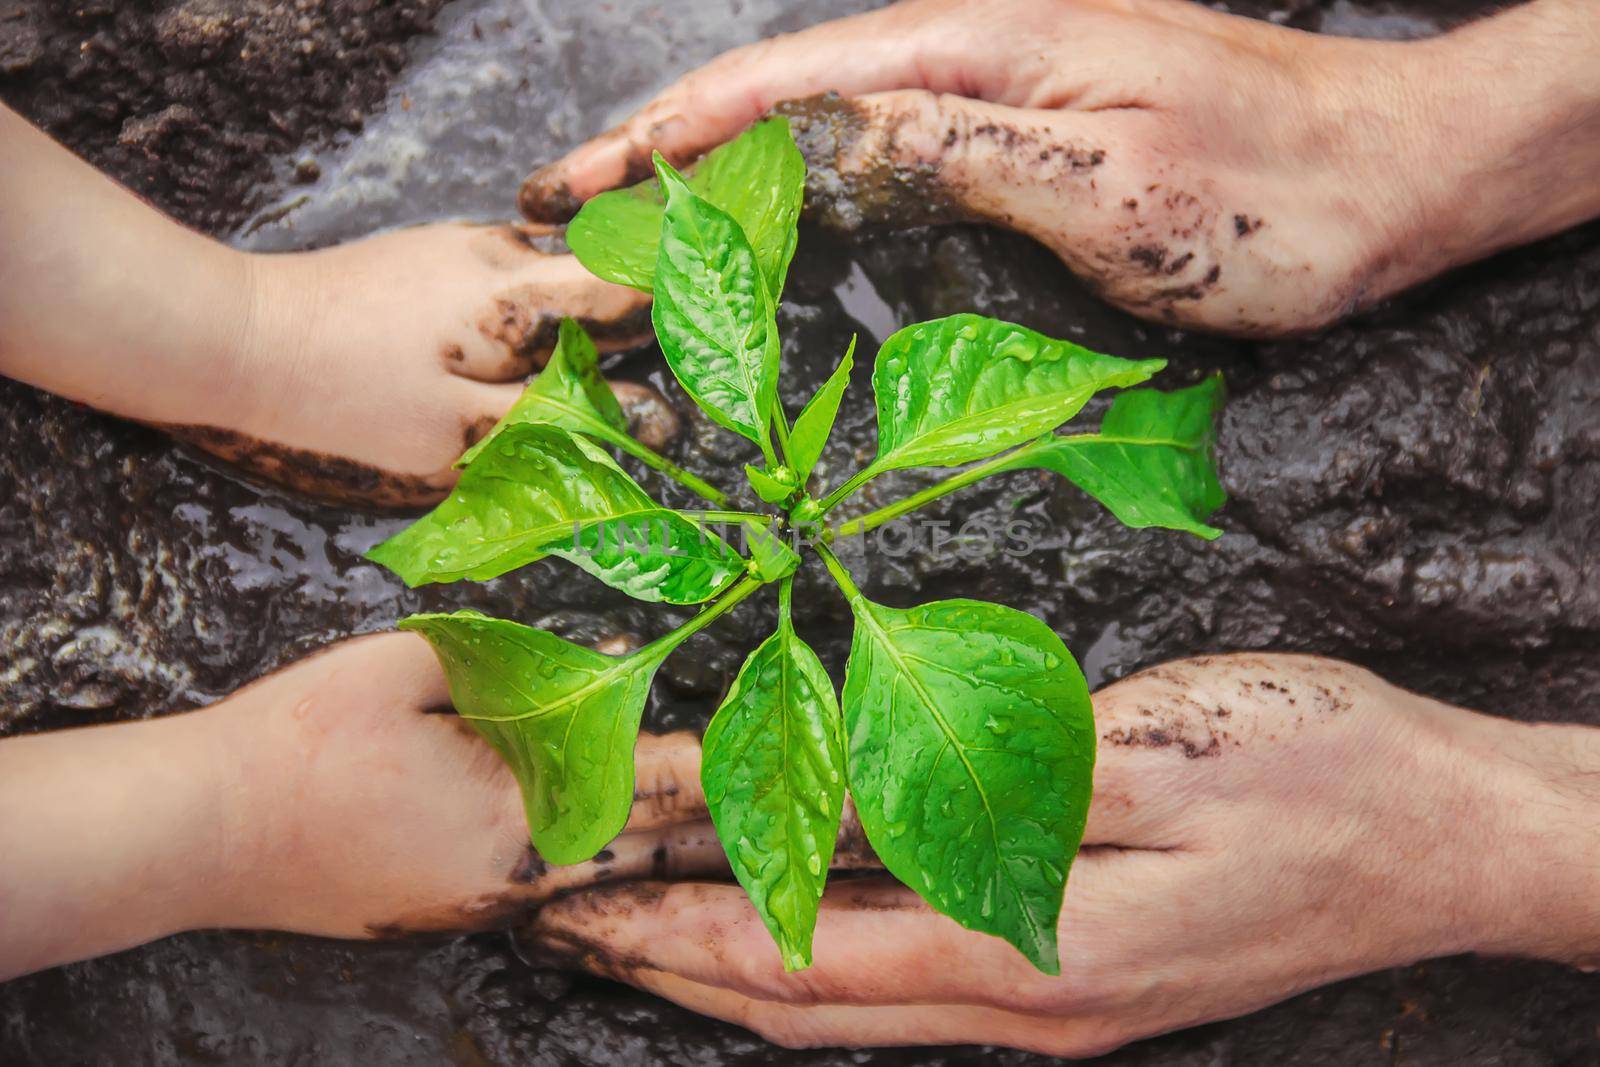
[639, 575, 764, 663]
[814, 542, 862, 601]
[816, 464, 880, 517]
[833, 443, 1045, 536]
[757, 434, 779, 470]
[771, 402, 795, 469]
[683, 509, 768, 525]
[611, 432, 730, 506]
[778, 574, 793, 626]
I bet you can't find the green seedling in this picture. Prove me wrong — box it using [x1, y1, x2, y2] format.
[369, 118, 1225, 975]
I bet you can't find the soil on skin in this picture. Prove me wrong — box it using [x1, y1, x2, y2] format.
[2, 0, 1598, 1065]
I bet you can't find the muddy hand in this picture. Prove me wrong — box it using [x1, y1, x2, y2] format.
[528, 654, 1600, 1054]
[521, 0, 1600, 337]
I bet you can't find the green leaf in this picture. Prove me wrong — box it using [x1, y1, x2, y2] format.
[741, 518, 799, 582]
[696, 116, 805, 300]
[744, 463, 798, 506]
[702, 609, 845, 969]
[367, 424, 743, 604]
[401, 610, 666, 864]
[1003, 374, 1226, 539]
[840, 594, 1095, 974]
[651, 157, 781, 454]
[569, 117, 806, 298]
[456, 317, 628, 468]
[789, 335, 855, 482]
[567, 181, 664, 292]
[868, 314, 1165, 475]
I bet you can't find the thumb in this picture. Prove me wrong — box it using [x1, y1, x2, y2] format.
[519, 2, 1005, 221]
[777, 89, 1120, 240]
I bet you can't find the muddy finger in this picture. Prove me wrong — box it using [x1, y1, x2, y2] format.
[551, 964, 1124, 1056]
[526, 877, 976, 1008]
[528, 847, 1170, 1014]
[624, 730, 709, 830]
[523, 793, 882, 905]
[516, 5, 952, 222]
[774, 89, 1122, 239]
[516, 820, 730, 902]
[447, 251, 652, 384]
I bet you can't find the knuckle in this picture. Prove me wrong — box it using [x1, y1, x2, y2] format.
[1011, 973, 1074, 1014]
[1008, 959, 1101, 1014]
[926, 93, 977, 167]
[730, 944, 826, 1005]
[869, 88, 967, 168]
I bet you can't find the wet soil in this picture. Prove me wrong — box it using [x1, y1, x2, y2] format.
[0, 0, 445, 232]
[3, 0, 1599, 1064]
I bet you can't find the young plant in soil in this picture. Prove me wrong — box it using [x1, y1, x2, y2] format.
[369, 118, 1225, 974]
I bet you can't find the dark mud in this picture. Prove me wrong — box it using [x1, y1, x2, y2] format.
[4, 0, 1599, 1064]
[0, 0, 444, 231]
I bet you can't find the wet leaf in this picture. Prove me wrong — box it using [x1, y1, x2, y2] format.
[702, 610, 845, 969]
[401, 610, 666, 864]
[741, 518, 799, 582]
[456, 317, 628, 468]
[569, 117, 805, 298]
[789, 335, 855, 482]
[868, 314, 1164, 475]
[567, 181, 663, 292]
[840, 594, 1095, 974]
[367, 424, 743, 603]
[1003, 374, 1226, 538]
[651, 157, 781, 452]
[696, 116, 805, 299]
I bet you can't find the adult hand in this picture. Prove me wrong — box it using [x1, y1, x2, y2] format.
[0, 634, 725, 979]
[520, 0, 1600, 337]
[529, 654, 1600, 1055]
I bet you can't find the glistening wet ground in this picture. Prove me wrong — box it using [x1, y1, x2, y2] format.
[2, 0, 1598, 1063]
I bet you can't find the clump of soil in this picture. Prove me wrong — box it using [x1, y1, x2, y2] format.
[0, 0, 443, 231]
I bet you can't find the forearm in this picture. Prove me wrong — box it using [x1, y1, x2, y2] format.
[1400, 0, 1600, 277]
[1491, 718, 1600, 966]
[0, 710, 245, 980]
[1430, 703, 1600, 968]
[0, 104, 257, 423]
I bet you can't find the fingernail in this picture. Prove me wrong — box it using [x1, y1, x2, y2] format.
[520, 168, 583, 222]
